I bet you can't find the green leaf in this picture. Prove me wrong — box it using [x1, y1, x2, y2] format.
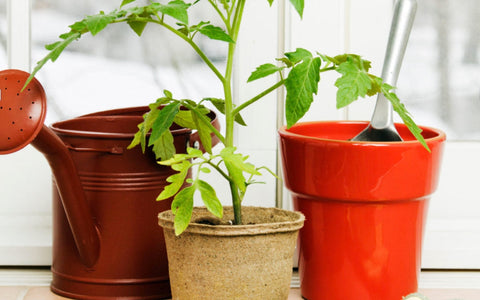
[149, 102, 181, 146]
[284, 48, 312, 64]
[192, 110, 213, 153]
[152, 130, 176, 160]
[289, 0, 304, 17]
[220, 147, 260, 193]
[151, 0, 190, 25]
[247, 63, 284, 82]
[331, 54, 372, 71]
[174, 110, 197, 129]
[197, 180, 223, 219]
[84, 12, 116, 36]
[203, 98, 246, 126]
[382, 84, 430, 151]
[127, 20, 148, 36]
[157, 160, 191, 200]
[285, 55, 321, 128]
[267, 0, 274, 6]
[23, 32, 81, 90]
[334, 58, 372, 108]
[128, 123, 145, 152]
[171, 185, 195, 235]
[198, 25, 234, 43]
[121, 0, 136, 7]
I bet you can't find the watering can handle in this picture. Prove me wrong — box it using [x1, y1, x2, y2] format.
[32, 126, 100, 267]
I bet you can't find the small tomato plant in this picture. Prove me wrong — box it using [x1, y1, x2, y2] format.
[25, 0, 427, 235]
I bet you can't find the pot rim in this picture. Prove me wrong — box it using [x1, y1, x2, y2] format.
[278, 120, 446, 147]
[51, 115, 191, 139]
[158, 206, 305, 236]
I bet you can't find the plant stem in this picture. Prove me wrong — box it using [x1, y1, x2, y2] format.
[133, 17, 225, 82]
[233, 79, 286, 115]
[224, 0, 246, 225]
[208, 0, 230, 32]
[229, 181, 243, 225]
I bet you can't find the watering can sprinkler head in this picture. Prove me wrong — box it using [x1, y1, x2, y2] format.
[0, 69, 47, 154]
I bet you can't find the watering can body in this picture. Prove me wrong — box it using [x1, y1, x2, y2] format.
[0, 70, 219, 299]
[49, 111, 187, 299]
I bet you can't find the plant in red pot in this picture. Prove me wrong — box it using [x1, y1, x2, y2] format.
[22, 0, 439, 299]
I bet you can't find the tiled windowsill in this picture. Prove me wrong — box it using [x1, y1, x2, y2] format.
[1, 269, 479, 300]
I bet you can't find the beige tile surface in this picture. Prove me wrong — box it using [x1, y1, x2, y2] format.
[0, 286, 29, 300]
[0, 286, 478, 299]
[23, 287, 70, 300]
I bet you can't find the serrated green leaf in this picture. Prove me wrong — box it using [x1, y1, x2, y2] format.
[157, 160, 191, 200]
[382, 85, 430, 151]
[23, 32, 81, 90]
[197, 180, 223, 218]
[174, 110, 197, 129]
[186, 147, 203, 157]
[151, 0, 190, 25]
[121, 0, 136, 7]
[330, 54, 372, 71]
[285, 56, 321, 128]
[247, 63, 284, 82]
[284, 48, 312, 64]
[128, 123, 145, 151]
[198, 24, 234, 43]
[276, 57, 294, 68]
[171, 185, 195, 235]
[192, 110, 212, 153]
[149, 102, 181, 146]
[289, 0, 304, 18]
[199, 167, 211, 173]
[367, 75, 382, 96]
[84, 12, 116, 36]
[334, 58, 372, 108]
[152, 130, 176, 160]
[220, 147, 260, 193]
[127, 20, 148, 36]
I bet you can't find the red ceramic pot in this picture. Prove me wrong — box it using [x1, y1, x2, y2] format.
[279, 121, 446, 300]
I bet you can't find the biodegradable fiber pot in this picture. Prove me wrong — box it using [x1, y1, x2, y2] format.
[279, 121, 446, 300]
[158, 206, 305, 300]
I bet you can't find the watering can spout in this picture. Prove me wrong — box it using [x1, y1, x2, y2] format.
[33, 126, 101, 267]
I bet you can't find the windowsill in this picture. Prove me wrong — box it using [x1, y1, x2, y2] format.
[0, 269, 479, 299]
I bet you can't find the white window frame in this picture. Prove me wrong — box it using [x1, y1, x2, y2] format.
[1, 0, 479, 273]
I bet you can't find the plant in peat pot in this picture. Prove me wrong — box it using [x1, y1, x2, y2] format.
[24, 0, 430, 298]
[26, 0, 427, 234]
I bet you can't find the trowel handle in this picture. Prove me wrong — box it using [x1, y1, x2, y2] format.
[381, 0, 417, 85]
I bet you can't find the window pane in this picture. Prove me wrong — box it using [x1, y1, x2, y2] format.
[0, 2, 6, 66]
[397, 0, 480, 140]
[32, 0, 226, 124]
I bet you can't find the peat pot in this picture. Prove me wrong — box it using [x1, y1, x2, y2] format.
[279, 121, 446, 300]
[158, 206, 305, 300]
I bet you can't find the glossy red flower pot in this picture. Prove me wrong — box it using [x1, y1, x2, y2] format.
[279, 121, 446, 300]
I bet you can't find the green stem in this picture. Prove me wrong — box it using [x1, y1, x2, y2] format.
[229, 182, 242, 224]
[133, 17, 225, 82]
[208, 0, 230, 32]
[223, 0, 246, 148]
[233, 79, 285, 115]
[223, 0, 246, 225]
